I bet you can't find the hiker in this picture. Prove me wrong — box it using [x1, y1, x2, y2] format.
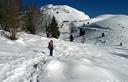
[80, 28, 85, 36]
[119, 42, 122, 46]
[48, 40, 54, 56]
[101, 33, 105, 37]
[69, 34, 74, 42]
[46, 32, 51, 38]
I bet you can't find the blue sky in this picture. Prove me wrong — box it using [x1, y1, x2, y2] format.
[23, 0, 128, 17]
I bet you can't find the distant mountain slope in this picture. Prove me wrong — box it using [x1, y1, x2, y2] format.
[79, 14, 128, 47]
[36, 4, 90, 38]
[33, 4, 128, 47]
[41, 4, 89, 22]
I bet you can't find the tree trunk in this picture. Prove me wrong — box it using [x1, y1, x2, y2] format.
[9, 27, 16, 40]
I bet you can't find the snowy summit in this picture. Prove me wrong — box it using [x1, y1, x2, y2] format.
[37, 4, 90, 39]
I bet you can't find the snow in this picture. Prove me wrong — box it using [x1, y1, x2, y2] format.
[75, 14, 128, 47]
[0, 4, 128, 82]
[37, 4, 90, 39]
[40, 4, 90, 22]
[40, 59, 117, 82]
[0, 30, 128, 82]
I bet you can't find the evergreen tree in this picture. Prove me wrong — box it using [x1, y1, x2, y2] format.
[48, 16, 60, 38]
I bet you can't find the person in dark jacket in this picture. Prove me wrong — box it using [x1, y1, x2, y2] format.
[69, 34, 74, 42]
[119, 42, 122, 46]
[101, 33, 105, 37]
[48, 40, 54, 56]
[46, 32, 50, 38]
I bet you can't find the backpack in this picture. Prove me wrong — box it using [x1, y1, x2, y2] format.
[48, 42, 53, 49]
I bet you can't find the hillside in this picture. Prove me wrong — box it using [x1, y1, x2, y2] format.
[75, 14, 128, 47]
[36, 4, 90, 39]
[0, 31, 128, 82]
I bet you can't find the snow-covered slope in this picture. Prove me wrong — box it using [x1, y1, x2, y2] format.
[37, 4, 90, 38]
[0, 31, 128, 82]
[40, 4, 90, 23]
[77, 14, 128, 47]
